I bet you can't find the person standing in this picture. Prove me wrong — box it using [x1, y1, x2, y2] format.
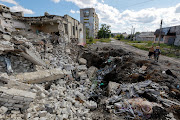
[154, 46, 161, 62]
[148, 46, 154, 59]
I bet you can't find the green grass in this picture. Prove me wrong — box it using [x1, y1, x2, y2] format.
[86, 38, 111, 44]
[118, 39, 180, 58]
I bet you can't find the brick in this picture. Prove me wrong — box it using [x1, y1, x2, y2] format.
[0, 98, 8, 102]
[4, 103, 13, 107]
[13, 107, 19, 110]
[8, 99, 17, 103]
[1, 93, 13, 99]
[24, 97, 33, 102]
[14, 104, 24, 108]
[13, 96, 24, 101]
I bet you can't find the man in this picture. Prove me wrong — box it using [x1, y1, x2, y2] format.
[154, 46, 161, 62]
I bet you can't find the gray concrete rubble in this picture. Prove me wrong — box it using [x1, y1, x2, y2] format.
[15, 68, 66, 84]
[0, 4, 180, 120]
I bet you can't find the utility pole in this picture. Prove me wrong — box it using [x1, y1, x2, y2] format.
[133, 28, 136, 41]
[130, 26, 133, 41]
[158, 19, 163, 46]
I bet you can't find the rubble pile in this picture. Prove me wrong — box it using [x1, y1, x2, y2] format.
[81, 46, 180, 120]
[0, 6, 180, 120]
[0, 26, 100, 119]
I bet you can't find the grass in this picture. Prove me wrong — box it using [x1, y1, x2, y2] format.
[86, 38, 111, 44]
[117, 39, 180, 58]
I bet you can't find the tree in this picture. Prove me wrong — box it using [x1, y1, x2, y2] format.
[116, 34, 124, 40]
[98, 24, 111, 39]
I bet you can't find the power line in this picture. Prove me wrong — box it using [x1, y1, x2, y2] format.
[123, 0, 154, 9]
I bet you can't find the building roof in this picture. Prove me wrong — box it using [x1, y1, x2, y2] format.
[154, 25, 180, 36]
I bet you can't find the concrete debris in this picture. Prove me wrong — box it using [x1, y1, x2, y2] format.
[20, 48, 46, 66]
[0, 4, 179, 120]
[0, 86, 36, 111]
[15, 68, 65, 84]
[79, 58, 87, 65]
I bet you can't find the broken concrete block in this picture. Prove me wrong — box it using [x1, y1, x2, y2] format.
[0, 73, 33, 91]
[21, 48, 46, 66]
[141, 66, 147, 71]
[85, 101, 97, 110]
[39, 111, 47, 117]
[108, 81, 121, 96]
[0, 106, 8, 114]
[0, 86, 36, 110]
[87, 66, 98, 79]
[66, 49, 71, 54]
[3, 34, 11, 41]
[15, 68, 65, 84]
[77, 65, 87, 71]
[79, 58, 87, 65]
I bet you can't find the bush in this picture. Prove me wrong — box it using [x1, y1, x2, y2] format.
[89, 37, 93, 43]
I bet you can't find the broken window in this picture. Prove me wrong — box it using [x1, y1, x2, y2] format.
[84, 10, 90, 17]
[64, 24, 68, 35]
[73, 26, 75, 35]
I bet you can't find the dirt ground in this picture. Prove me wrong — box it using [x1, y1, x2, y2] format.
[82, 40, 180, 120]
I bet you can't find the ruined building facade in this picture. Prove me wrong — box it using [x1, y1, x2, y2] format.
[80, 8, 99, 38]
[0, 5, 86, 45]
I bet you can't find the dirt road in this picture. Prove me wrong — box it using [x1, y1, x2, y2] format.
[110, 38, 180, 64]
[91, 38, 180, 78]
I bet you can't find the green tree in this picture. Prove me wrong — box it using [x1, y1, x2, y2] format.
[116, 34, 124, 40]
[98, 24, 111, 39]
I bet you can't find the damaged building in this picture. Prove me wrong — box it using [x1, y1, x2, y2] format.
[154, 25, 180, 46]
[0, 4, 180, 120]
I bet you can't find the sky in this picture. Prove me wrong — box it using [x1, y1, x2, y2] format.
[0, 0, 180, 33]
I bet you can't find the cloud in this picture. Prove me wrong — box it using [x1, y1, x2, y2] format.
[56, 0, 180, 33]
[70, 9, 80, 14]
[51, 0, 60, 3]
[0, 0, 34, 15]
[10, 5, 34, 14]
[65, 0, 97, 8]
[70, 9, 76, 14]
[0, 0, 17, 5]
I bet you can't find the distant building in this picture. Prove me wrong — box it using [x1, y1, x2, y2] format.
[136, 32, 155, 41]
[154, 25, 180, 46]
[111, 32, 128, 38]
[122, 32, 128, 38]
[80, 8, 99, 38]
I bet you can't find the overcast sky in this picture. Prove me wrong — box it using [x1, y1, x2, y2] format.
[1, 0, 180, 33]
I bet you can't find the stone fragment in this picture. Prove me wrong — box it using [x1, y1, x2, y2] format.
[108, 81, 121, 96]
[39, 111, 47, 117]
[79, 58, 87, 65]
[85, 101, 97, 110]
[0, 106, 8, 114]
[3, 34, 11, 41]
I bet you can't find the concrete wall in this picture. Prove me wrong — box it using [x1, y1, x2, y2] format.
[30, 23, 59, 33]
[12, 20, 26, 29]
[136, 37, 155, 41]
[163, 35, 176, 44]
[64, 15, 85, 44]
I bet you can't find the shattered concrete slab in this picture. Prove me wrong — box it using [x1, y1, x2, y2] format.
[15, 68, 66, 84]
[0, 86, 36, 110]
[21, 48, 46, 66]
